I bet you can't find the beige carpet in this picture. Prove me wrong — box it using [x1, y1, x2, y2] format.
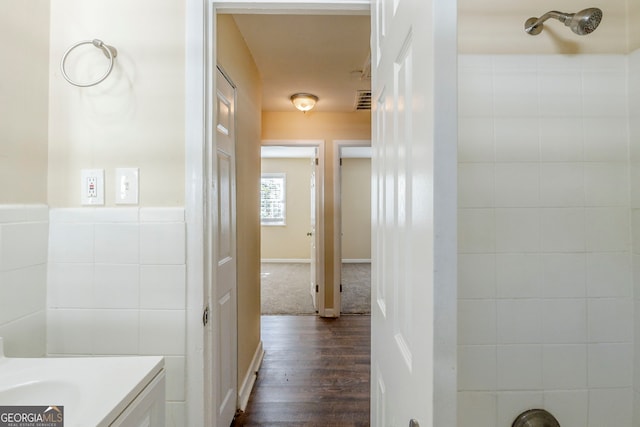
[260, 262, 371, 315]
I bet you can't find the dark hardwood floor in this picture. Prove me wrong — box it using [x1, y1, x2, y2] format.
[232, 315, 371, 426]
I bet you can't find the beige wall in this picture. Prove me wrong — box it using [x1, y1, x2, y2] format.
[0, 0, 49, 204]
[262, 111, 371, 310]
[341, 158, 371, 260]
[217, 14, 263, 394]
[261, 158, 312, 260]
[459, 0, 629, 54]
[48, 0, 185, 207]
[631, 0, 640, 51]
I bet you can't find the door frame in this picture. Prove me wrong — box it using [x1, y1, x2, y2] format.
[261, 139, 326, 316]
[333, 139, 371, 315]
[185, 1, 372, 426]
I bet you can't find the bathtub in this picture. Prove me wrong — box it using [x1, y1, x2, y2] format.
[0, 338, 165, 427]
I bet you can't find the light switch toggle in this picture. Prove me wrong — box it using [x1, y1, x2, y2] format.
[115, 168, 139, 205]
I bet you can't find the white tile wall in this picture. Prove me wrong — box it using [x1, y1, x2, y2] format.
[542, 345, 587, 390]
[540, 253, 586, 298]
[458, 345, 497, 390]
[541, 299, 586, 344]
[494, 208, 540, 252]
[539, 208, 585, 252]
[539, 163, 584, 207]
[0, 205, 48, 357]
[588, 388, 633, 427]
[588, 343, 633, 388]
[495, 254, 541, 298]
[458, 300, 496, 345]
[585, 207, 630, 251]
[539, 118, 584, 162]
[497, 391, 543, 427]
[544, 390, 588, 427]
[458, 254, 496, 299]
[459, 53, 636, 427]
[586, 252, 632, 297]
[47, 207, 186, 425]
[497, 300, 541, 344]
[496, 345, 542, 390]
[458, 392, 497, 427]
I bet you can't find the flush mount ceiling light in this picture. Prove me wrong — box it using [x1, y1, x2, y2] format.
[290, 93, 319, 112]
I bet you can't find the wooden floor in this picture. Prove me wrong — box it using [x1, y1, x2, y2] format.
[232, 315, 371, 426]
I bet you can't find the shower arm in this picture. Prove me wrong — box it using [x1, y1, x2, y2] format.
[525, 11, 571, 34]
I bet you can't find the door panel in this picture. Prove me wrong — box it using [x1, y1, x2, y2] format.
[213, 68, 237, 427]
[371, 0, 457, 426]
[217, 150, 235, 420]
[309, 155, 318, 309]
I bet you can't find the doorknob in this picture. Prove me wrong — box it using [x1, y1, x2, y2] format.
[409, 420, 420, 427]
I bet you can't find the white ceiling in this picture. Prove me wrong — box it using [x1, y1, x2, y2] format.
[231, 14, 371, 112]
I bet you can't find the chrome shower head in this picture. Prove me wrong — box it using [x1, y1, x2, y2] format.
[525, 8, 603, 36]
[567, 8, 603, 35]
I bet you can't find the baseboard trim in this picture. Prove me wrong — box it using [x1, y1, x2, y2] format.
[238, 340, 264, 411]
[321, 308, 338, 318]
[261, 259, 371, 264]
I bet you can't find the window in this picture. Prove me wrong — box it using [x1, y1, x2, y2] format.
[261, 173, 286, 225]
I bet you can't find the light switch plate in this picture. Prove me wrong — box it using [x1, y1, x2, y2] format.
[81, 169, 104, 205]
[115, 168, 139, 205]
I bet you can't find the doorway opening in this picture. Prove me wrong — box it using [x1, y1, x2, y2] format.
[260, 144, 323, 315]
[334, 141, 372, 315]
[194, 4, 373, 427]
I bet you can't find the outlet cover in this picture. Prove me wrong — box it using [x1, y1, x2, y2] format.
[115, 168, 139, 205]
[81, 169, 104, 206]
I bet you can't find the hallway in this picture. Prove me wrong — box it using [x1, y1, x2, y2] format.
[232, 315, 371, 426]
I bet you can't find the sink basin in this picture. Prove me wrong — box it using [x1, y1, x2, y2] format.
[0, 380, 81, 405]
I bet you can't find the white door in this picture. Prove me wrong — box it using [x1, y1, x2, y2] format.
[370, 0, 457, 426]
[309, 154, 318, 309]
[209, 67, 238, 427]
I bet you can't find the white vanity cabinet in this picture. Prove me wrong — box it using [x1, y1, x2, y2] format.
[0, 337, 165, 427]
[110, 369, 166, 427]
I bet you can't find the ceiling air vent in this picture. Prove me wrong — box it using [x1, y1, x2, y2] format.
[355, 90, 372, 111]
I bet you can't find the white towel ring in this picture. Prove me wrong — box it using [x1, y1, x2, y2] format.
[61, 39, 118, 87]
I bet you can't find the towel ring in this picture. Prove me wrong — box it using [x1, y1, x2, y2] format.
[61, 39, 118, 87]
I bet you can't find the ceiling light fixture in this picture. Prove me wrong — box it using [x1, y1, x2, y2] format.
[290, 93, 319, 112]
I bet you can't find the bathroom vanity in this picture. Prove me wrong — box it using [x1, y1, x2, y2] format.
[0, 338, 165, 426]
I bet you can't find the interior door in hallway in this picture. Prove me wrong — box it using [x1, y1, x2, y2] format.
[370, 0, 456, 426]
[309, 152, 318, 310]
[210, 67, 238, 427]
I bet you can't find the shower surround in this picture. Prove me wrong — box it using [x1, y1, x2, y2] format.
[458, 51, 638, 427]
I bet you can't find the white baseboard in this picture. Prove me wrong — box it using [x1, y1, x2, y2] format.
[342, 259, 371, 263]
[238, 341, 264, 411]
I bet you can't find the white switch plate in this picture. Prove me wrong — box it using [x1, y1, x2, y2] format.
[81, 169, 104, 205]
[115, 168, 139, 205]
